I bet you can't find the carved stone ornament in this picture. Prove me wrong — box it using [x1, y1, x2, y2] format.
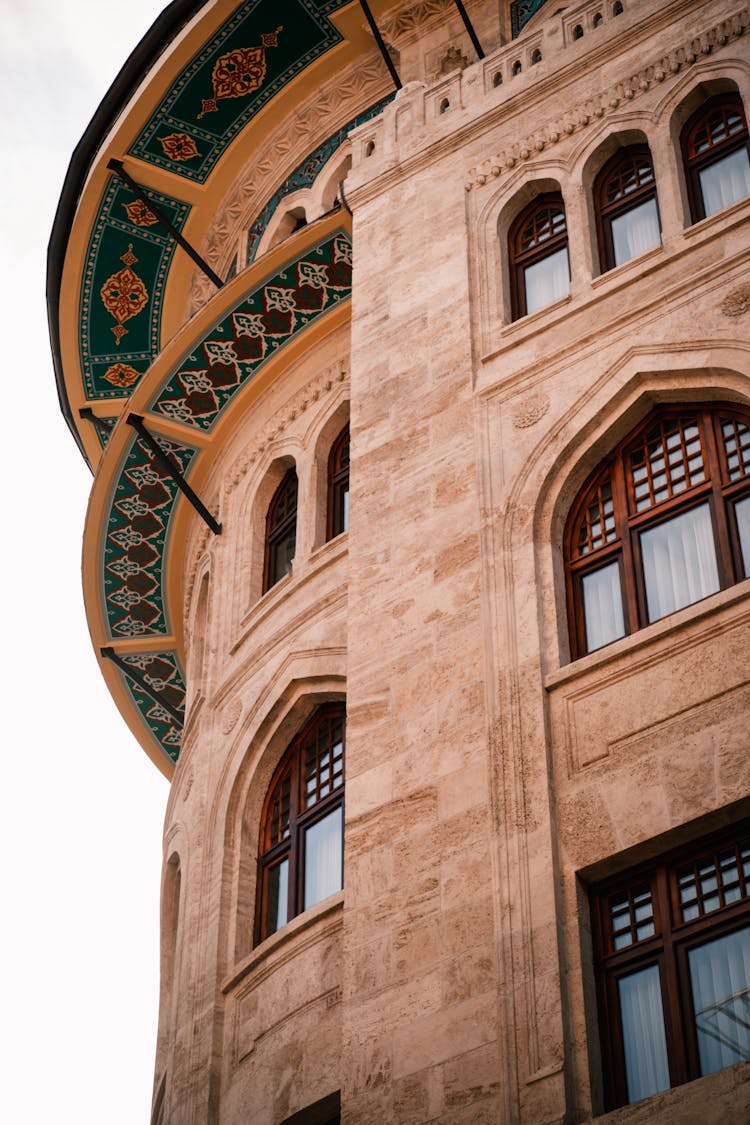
[222, 698, 243, 735]
[513, 392, 550, 429]
[721, 285, 750, 318]
[466, 8, 750, 190]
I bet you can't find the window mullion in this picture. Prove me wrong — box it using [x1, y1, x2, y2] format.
[612, 458, 639, 632]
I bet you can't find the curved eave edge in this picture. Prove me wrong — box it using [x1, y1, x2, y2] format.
[83, 216, 352, 776]
[47, 0, 209, 470]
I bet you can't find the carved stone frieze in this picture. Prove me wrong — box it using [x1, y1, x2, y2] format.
[465, 8, 750, 190]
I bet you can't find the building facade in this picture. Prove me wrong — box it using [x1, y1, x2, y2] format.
[49, 1, 750, 1121]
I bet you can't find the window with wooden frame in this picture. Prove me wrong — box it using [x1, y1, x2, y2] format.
[256, 704, 345, 944]
[565, 403, 750, 658]
[590, 822, 750, 1110]
[682, 94, 750, 222]
[327, 423, 350, 540]
[263, 467, 298, 593]
[595, 145, 661, 271]
[508, 192, 570, 320]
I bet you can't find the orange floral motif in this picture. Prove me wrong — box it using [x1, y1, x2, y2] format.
[123, 199, 158, 227]
[158, 132, 201, 162]
[100, 245, 149, 345]
[198, 27, 282, 119]
[103, 363, 140, 388]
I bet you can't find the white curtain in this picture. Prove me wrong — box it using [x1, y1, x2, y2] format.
[618, 965, 671, 1103]
[736, 495, 750, 579]
[524, 247, 570, 315]
[641, 503, 719, 622]
[611, 198, 661, 267]
[304, 806, 343, 910]
[582, 562, 625, 651]
[699, 148, 750, 217]
[268, 858, 288, 935]
[689, 926, 750, 1075]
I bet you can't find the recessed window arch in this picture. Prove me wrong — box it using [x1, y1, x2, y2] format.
[594, 144, 661, 271]
[565, 402, 750, 658]
[327, 423, 350, 540]
[255, 703, 345, 943]
[508, 191, 570, 320]
[682, 93, 750, 222]
[263, 467, 298, 593]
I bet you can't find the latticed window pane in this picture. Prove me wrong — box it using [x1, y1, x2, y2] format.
[676, 840, 750, 923]
[690, 104, 746, 156]
[722, 416, 750, 481]
[608, 884, 656, 951]
[304, 714, 345, 809]
[575, 478, 617, 557]
[603, 154, 655, 204]
[628, 416, 706, 514]
[518, 204, 566, 254]
[268, 469, 298, 533]
[268, 774, 291, 846]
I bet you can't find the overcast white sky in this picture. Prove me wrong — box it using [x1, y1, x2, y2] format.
[1, 2, 173, 1120]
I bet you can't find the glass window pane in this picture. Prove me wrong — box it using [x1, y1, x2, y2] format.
[618, 965, 671, 1103]
[689, 926, 750, 1076]
[271, 530, 296, 586]
[699, 147, 750, 217]
[266, 859, 288, 937]
[582, 561, 625, 652]
[736, 495, 750, 578]
[343, 486, 350, 532]
[523, 247, 570, 315]
[611, 198, 661, 267]
[641, 503, 719, 622]
[304, 806, 343, 910]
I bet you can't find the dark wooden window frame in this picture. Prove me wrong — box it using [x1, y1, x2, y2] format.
[255, 704, 345, 945]
[326, 423, 350, 541]
[594, 144, 660, 272]
[590, 820, 750, 1111]
[508, 191, 569, 320]
[682, 93, 750, 223]
[262, 467, 298, 594]
[565, 403, 750, 659]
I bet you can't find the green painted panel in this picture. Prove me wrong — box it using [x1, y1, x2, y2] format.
[115, 650, 186, 764]
[80, 176, 190, 400]
[127, 0, 350, 184]
[102, 433, 198, 639]
[150, 229, 352, 431]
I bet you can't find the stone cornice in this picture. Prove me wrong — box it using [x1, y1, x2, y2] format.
[465, 6, 750, 189]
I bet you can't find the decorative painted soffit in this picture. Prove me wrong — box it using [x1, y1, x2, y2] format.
[91, 225, 352, 769]
[510, 0, 547, 40]
[81, 177, 190, 400]
[465, 8, 750, 189]
[127, 0, 351, 184]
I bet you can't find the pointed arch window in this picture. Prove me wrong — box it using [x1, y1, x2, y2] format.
[263, 468, 298, 593]
[595, 145, 661, 270]
[327, 423, 350, 540]
[565, 404, 750, 658]
[509, 192, 570, 320]
[256, 704, 345, 943]
[682, 94, 750, 221]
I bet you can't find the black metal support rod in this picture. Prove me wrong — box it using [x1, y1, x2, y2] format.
[338, 178, 352, 217]
[107, 158, 225, 290]
[79, 406, 114, 441]
[127, 413, 222, 535]
[452, 0, 485, 58]
[358, 0, 402, 89]
[101, 647, 184, 725]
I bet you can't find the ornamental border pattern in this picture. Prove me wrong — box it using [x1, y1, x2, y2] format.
[115, 650, 186, 764]
[465, 8, 750, 190]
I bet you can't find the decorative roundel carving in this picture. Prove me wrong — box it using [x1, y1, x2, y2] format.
[721, 286, 750, 318]
[222, 698, 242, 734]
[513, 392, 550, 429]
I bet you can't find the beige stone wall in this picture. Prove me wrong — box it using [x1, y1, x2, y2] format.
[155, 1, 750, 1121]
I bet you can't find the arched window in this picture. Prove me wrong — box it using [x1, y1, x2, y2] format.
[263, 468, 298, 593]
[508, 193, 570, 320]
[565, 404, 750, 658]
[327, 424, 350, 540]
[256, 704, 345, 943]
[595, 145, 661, 271]
[682, 94, 750, 222]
